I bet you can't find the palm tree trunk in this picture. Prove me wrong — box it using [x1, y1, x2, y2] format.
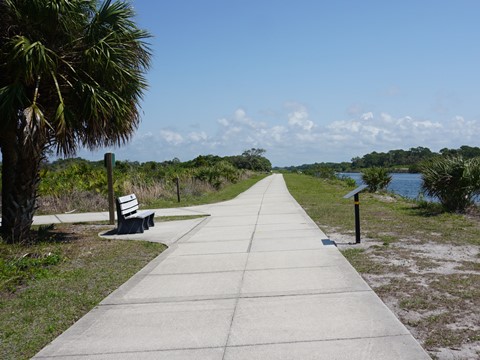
[1, 126, 44, 244]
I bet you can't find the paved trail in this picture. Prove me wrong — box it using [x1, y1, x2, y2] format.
[35, 174, 430, 359]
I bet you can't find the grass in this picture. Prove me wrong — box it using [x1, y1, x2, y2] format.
[36, 173, 268, 214]
[144, 173, 268, 208]
[284, 173, 480, 246]
[341, 248, 389, 274]
[0, 174, 267, 359]
[284, 173, 480, 358]
[0, 224, 166, 360]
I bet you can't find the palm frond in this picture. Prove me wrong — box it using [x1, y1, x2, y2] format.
[420, 156, 480, 212]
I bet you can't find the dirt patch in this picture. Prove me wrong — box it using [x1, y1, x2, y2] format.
[328, 229, 480, 360]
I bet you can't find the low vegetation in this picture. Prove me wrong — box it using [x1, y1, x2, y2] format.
[361, 167, 392, 192]
[0, 167, 268, 359]
[0, 224, 166, 360]
[0, 149, 271, 218]
[421, 156, 480, 212]
[284, 173, 480, 360]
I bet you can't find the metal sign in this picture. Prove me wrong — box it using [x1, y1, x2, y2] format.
[343, 184, 368, 199]
[343, 184, 368, 244]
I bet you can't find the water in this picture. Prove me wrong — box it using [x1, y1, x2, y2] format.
[339, 172, 480, 204]
[338, 172, 425, 200]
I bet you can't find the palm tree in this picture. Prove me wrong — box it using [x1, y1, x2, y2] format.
[421, 156, 480, 212]
[361, 167, 392, 192]
[0, 0, 151, 243]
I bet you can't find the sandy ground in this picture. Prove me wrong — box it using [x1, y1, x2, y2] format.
[329, 229, 479, 360]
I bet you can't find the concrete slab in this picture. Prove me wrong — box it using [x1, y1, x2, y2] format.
[259, 207, 301, 215]
[100, 218, 206, 245]
[223, 335, 431, 360]
[256, 213, 312, 225]
[108, 271, 243, 303]
[34, 174, 430, 360]
[228, 292, 410, 346]
[205, 215, 258, 227]
[246, 249, 344, 270]
[186, 225, 254, 242]
[149, 207, 209, 216]
[250, 237, 327, 252]
[173, 240, 250, 256]
[254, 222, 319, 231]
[240, 264, 370, 297]
[205, 206, 260, 217]
[35, 299, 235, 358]
[42, 348, 224, 360]
[32, 214, 61, 225]
[56, 211, 110, 223]
[150, 253, 248, 274]
[254, 228, 325, 239]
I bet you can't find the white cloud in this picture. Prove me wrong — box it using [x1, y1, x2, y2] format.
[188, 131, 208, 142]
[154, 109, 479, 165]
[361, 112, 374, 120]
[160, 130, 184, 145]
[217, 118, 229, 126]
[77, 105, 480, 167]
[286, 103, 315, 131]
[271, 125, 287, 142]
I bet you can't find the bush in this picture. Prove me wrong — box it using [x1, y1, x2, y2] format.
[361, 167, 392, 192]
[420, 156, 480, 212]
[341, 177, 357, 187]
[305, 165, 336, 180]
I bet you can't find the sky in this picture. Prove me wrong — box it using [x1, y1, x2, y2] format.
[78, 0, 480, 167]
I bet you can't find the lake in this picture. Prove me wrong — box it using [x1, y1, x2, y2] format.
[338, 172, 426, 200]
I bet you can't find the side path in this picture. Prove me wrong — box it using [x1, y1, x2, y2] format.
[34, 174, 430, 359]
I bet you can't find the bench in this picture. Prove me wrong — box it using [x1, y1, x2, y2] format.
[116, 194, 155, 234]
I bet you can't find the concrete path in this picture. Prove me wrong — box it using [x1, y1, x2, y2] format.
[30, 206, 209, 226]
[34, 174, 430, 359]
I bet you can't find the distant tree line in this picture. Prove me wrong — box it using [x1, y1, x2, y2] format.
[187, 148, 271, 172]
[351, 146, 480, 172]
[276, 145, 480, 173]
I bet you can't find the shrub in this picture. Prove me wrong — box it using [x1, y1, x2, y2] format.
[341, 177, 357, 188]
[305, 165, 336, 180]
[420, 156, 480, 212]
[361, 167, 392, 192]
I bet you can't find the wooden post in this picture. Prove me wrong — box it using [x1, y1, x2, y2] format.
[105, 153, 115, 225]
[176, 176, 181, 202]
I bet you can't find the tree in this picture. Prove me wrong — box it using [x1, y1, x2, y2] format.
[421, 156, 480, 212]
[0, 0, 151, 243]
[361, 167, 392, 192]
[241, 148, 271, 172]
[226, 148, 272, 172]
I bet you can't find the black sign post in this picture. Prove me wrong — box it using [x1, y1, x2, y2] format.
[343, 184, 368, 244]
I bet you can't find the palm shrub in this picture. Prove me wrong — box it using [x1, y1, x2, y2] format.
[0, 0, 151, 243]
[361, 167, 392, 192]
[420, 156, 480, 212]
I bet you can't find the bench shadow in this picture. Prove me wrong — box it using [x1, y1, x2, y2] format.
[101, 229, 119, 236]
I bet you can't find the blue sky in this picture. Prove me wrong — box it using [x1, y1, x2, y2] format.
[78, 0, 480, 166]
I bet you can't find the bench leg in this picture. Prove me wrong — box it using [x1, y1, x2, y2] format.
[117, 219, 145, 234]
[148, 214, 155, 227]
[142, 217, 150, 230]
